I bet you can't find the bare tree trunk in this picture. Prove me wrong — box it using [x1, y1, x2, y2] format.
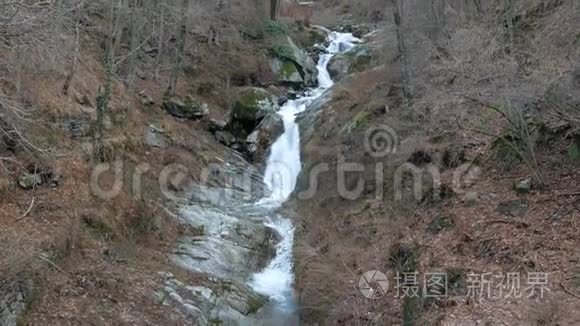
[111, 0, 126, 60]
[391, 0, 411, 107]
[154, 3, 165, 80]
[126, 0, 141, 87]
[94, 0, 117, 162]
[270, 0, 279, 20]
[63, 22, 80, 95]
[505, 0, 515, 49]
[473, 0, 483, 13]
[168, 0, 189, 95]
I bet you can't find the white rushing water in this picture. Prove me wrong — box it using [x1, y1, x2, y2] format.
[250, 32, 360, 316]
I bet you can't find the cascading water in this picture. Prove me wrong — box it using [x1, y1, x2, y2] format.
[250, 32, 360, 319]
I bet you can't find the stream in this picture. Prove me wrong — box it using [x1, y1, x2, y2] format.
[168, 32, 360, 325]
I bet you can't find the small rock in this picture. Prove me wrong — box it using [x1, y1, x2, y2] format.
[351, 24, 372, 38]
[103, 114, 114, 130]
[136, 69, 146, 80]
[73, 91, 92, 106]
[278, 96, 289, 106]
[139, 91, 155, 106]
[513, 178, 532, 194]
[215, 131, 236, 147]
[462, 192, 478, 206]
[143, 45, 158, 55]
[497, 199, 528, 217]
[17, 173, 42, 190]
[144, 125, 169, 148]
[163, 95, 209, 120]
[287, 90, 298, 100]
[208, 118, 227, 132]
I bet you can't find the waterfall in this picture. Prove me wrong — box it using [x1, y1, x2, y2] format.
[250, 32, 360, 316]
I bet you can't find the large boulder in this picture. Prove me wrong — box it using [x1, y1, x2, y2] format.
[229, 87, 279, 136]
[0, 279, 30, 326]
[246, 113, 285, 162]
[327, 45, 373, 81]
[351, 24, 373, 38]
[270, 58, 304, 87]
[163, 95, 209, 119]
[158, 273, 268, 324]
[173, 203, 280, 279]
[270, 36, 318, 87]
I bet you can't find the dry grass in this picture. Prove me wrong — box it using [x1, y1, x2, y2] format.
[292, 1, 580, 324]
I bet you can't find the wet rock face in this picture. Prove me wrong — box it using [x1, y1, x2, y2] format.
[173, 203, 280, 280]
[246, 113, 285, 163]
[157, 272, 268, 325]
[327, 45, 373, 81]
[0, 280, 30, 326]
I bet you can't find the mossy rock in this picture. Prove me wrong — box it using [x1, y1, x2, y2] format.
[269, 36, 318, 86]
[231, 87, 279, 128]
[271, 58, 303, 86]
[163, 95, 209, 119]
[17, 173, 42, 190]
[328, 45, 374, 81]
[232, 88, 278, 119]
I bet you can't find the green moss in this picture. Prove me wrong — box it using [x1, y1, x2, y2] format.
[269, 44, 294, 60]
[233, 88, 276, 122]
[568, 142, 580, 161]
[263, 20, 288, 37]
[342, 110, 370, 133]
[344, 45, 373, 73]
[279, 60, 300, 79]
[238, 89, 269, 109]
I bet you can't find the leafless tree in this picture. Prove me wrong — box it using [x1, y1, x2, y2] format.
[270, 0, 280, 20]
[390, 0, 411, 107]
[167, 0, 190, 95]
[94, 0, 117, 162]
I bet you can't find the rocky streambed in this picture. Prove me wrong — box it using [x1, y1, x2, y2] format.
[154, 30, 362, 325]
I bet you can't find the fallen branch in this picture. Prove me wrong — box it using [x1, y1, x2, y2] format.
[547, 198, 580, 220]
[556, 191, 580, 197]
[560, 281, 580, 300]
[16, 196, 34, 220]
[38, 253, 68, 275]
[487, 219, 529, 228]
